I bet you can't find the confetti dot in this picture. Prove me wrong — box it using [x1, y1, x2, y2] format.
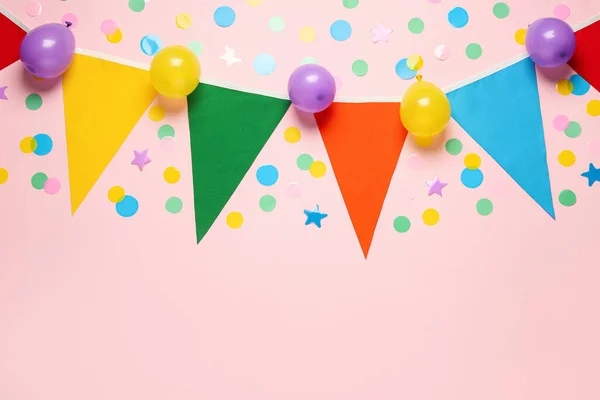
[25, 93, 42, 110]
[116, 195, 139, 217]
[448, 7, 469, 28]
[299, 26, 316, 42]
[107, 28, 123, 44]
[286, 182, 302, 198]
[300, 56, 318, 65]
[461, 168, 484, 188]
[422, 208, 440, 226]
[165, 197, 183, 214]
[43, 177, 60, 194]
[434, 44, 450, 61]
[0, 168, 8, 184]
[343, 0, 359, 9]
[176, 13, 192, 29]
[330, 20, 352, 41]
[214, 6, 236, 27]
[140, 34, 163, 56]
[514, 28, 526, 45]
[476, 198, 494, 216]
[256, 164, 279, 186]
[100, 19, 118, 35]
[259, 195, 276, 212]
[407, 154, 422, 169]
[393, 216, 411, 233]
[108, 186, 126, 203]
[148, 105, 166, 122]
[31, 172, 48, 190]
[587, 100, 600, 117]
[408, 18, 424, 34]
[553, 4, 571, 20]
[253, 54, 276, 76]
[445, 138, 462, 155]
[493, 3, 510, 19]
[269, 16, 285, 32]
[352, 59, 368, 77]
[569, 74, 590, 96]
[284, 127, 301, 143]
[296, 154, 314, 170]
[25, 1, 42, 17]
[32, 134, 52, 156]
[187, 41, 203, 56]
[309, 161, 327, 178]
[466, 43, 482, 60]
[246, 0, 262, 6]
[558, 189, 576, 207]
[464, 153, 481, 169]
[163, 166, 181, 184]
[20, 136, 37, 153]
[556, 79, 574, 95]
[395, 58, 417, 80]
[558, 150, 576, 167]
[62, 13, 78, 28]
[129, 0, 145, 12]
[158, 124, 175, 139]
[226, 211, 243, 228]
[407, 55, 423, 71]
[564, 121, 581, 138]
[159, 137, 177, 153]
[552, 114, 570, 131]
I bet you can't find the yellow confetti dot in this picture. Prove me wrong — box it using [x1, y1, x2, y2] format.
[148, 105, 166, 122]
[107, 28, 123, 44]
[299, 26, 316, 43]
[246, 0, 263, 6]
[309, 161, 327, 178]
[464, 153, 481, 170]
[586, 100, 600, 117]
[558, 150, 576, 167]
[226, 211, 244, 229]
[556, 79, 574, 95]
[422, 208, 440, 226]
[407, 55, 424, 71]
[19, 136, 37, 153]
[0, 168, 8, 184]
[164, 166, 181, 184]
[514, 28, 526, 45]
[176, 13, 192, 29]
[284, 126, 301, 143]
[108, 186, 126, 203]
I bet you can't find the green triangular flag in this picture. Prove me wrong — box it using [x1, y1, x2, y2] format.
[188, 83, 291, 243]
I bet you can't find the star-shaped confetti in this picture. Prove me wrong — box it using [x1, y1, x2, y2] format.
[219, 46, 242, 66]
[131, 149, 151, 171]
[581, 163, 600, 186]
[425, 176, 448, 196]
[370, 23, 393, 43]
[0, 86, 7, 100]
[304, 205, 328, 228]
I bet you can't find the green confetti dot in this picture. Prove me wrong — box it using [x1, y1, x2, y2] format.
[342, 0, 359, 9]
[493, 3, 510, 19]
[408, 18, 424, 34]
[158, 124, 175, 139]
[268, 16, 285, 32]
[25, 93, 42, 110]
[564, 121, 582, 138]
[165, 197, 183, 214]
[393, 216, 411, 233]
[445, 138, 463, 155]
[476, 198, 494, 216]
[31, 172, 48, 190]
[466, 43, 483, 59]
[352, 59, 368, 77]
[558, 189, 577, 206]
[300, 56, 318, 65]
[187, 41, 203, 56]
[259, 195, 276, 212]
[297, 154, 314, 170]
[128, 0, 145, 12]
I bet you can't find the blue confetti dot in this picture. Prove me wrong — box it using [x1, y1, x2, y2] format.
[256, 164, 279, 186]
[140, 34, 163, 56]
[569, 74, 590, 96]
[32, 133, 53, 156]
[116, 195, 139, 218]
[330, 20, 352, 41]
[460, 168, 484, 189]
[448, 7, 469, 28]
[214, 6, 236, 28]
[395, 58, 417, 80]
[253, 54, 276, 76]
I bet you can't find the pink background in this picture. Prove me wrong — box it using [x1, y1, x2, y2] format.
[1, 1, 600, 399]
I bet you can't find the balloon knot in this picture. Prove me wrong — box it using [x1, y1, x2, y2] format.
[65, 21, 72, 28]
[416, 74, 423, 82]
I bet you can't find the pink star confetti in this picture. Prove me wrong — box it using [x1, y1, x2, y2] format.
[370, 23, 393, 43]
[131, 149, 151, 171]
[0, 86, 7, 100]
[426, 176, 448, 197]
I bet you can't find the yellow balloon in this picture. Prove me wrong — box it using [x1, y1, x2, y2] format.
[400, 78, 451, 138]
[150, 45, 201, 98]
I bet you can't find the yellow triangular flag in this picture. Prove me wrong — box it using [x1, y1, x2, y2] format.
[62, 54, 157, 214]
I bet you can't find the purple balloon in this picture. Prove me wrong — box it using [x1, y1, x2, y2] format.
[20, 23, 76, 79]
[288, 64, 336, 113]
[525, 17, 575, 68]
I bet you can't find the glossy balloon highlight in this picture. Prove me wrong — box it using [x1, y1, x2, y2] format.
[526, 17, 576, 68]
[20, 23, 76, 79]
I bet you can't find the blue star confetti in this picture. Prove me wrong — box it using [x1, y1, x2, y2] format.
[581, 163, 600, 187]
[304, 205, 328, 228]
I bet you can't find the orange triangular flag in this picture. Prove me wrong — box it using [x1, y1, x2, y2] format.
[315, 102, 408, 258]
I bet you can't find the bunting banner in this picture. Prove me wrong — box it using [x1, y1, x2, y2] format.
[0, 12, 26, 72]
[62, 54, 157, 214]
[568, 20, 600, 93]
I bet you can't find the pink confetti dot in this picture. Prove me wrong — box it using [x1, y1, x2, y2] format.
[588, 139, 600, 157]
[553, 4, 571, 20]
[552, 114, 570, 131]
[286, 182, 302, 198]
[159, 136, 177, 153]
[434, 44, 450, 61]
[62, 13, 79, 28]
[407, 154, 422, 169]
[100, 19, 118, 36]
[25, 1, 42, 17]
[44, 177, 61, 195]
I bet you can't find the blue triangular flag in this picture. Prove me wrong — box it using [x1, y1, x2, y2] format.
[447, 57, 555, 218]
